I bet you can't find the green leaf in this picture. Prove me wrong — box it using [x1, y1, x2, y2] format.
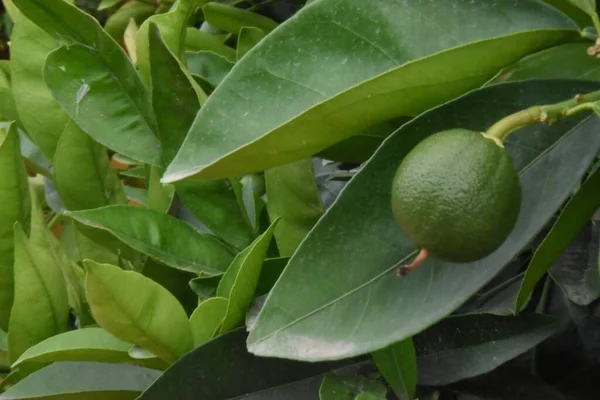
[148, 23, 202, 165]
[18, 129, 52, 178]
[189, 273, 222, 301]
[236, 26, 265, 60]
[54, 121, 127, 211]
[0, 361, 161, 399]
[246, 80, 600, 361]
[138, 328, 360, 400]
[124, 185, 149, 205]
[371, 339, 416, 400]
[240, 174, 265, 234]
[9, 10, 69, 158]
[415, 314, 557, 385]
[567, 0, 596, 17]
[59, 219, 118, 266]
[43, 44, 161, 165]
[542, 0, 591, 27]
[216, 219, 278, 332]
[265, 159, 324, 256]
[103, 0, 154, 41]
[142, 259, 197, 316]
[255, 257, 289, 296]
[163, 0, 577, 181]
[175, 180, 256, 250]
[0, 67, 19, 124]
[202, 2, 278, 35]
[67, 205, 235, 274]
[489, 43, 600, 84]
[189, 296, 228, 347]
[8, 221, 69, 363]
[12, 0, 161, 165]
[136, 0, 199, 87]
[185, 27, 236, 62]
[11, 328, 132, 369]
[319, 375, 387, 400]
[515, 159, 600, 311]
[85, 260, 193, 363]
[147, 166, 175, 213]
[186, 50, 234, 88]
[0, 122, 30, 331]
[98, 0, 123, 11]
[120, 166, 146, 179]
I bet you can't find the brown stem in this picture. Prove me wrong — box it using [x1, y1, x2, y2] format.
[397, 248, 429, 277]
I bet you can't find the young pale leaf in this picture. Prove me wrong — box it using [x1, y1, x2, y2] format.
[247, 80, 600, 361]
[415, 314, 557, 385]
[148, 23, 202, 165]
[189, 297, 228, 347]
[138, 328, 360, 400]
[54, 121, 127, 211]
[163, 0, 577, 181]
[136, 0, 199, 87]
[0, 361, 161, 399]
[515, 162, 600, 311]
[489, 43, 600, 84]
[85, 261, 193, 363]
[9, 10, 69, 158]
[67, 205, 235, 274]
[0, 123, 30, 331]
[8, 222, 69, 363]
[265, 159, 324, 256]
[175, 180, 256, 250]
[236, 27, 265, 60]
[319, 375, 388, 400]
[141, 259, 197, 316]
[11, 328, 132, 369]
[217, 219, 278, 332]
[371, 339, 416, 400]
[202, 2, 278, 34]
[12, 0, 161, 165]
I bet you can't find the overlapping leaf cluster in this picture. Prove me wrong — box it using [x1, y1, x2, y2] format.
[0, 0, 599, 399]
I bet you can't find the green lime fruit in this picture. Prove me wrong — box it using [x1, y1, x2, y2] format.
[391, 128, 522, 263]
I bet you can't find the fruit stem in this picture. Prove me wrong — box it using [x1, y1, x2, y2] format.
[397, 248, 429, 276]
[485, 89, 600, 142]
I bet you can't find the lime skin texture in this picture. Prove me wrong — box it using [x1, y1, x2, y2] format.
[391, 128, 522, 263]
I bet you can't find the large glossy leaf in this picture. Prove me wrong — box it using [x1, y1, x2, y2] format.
[247, 80, 600, 361]
[8, 221, 69, 363]
[12, 0, 161, 165]
[0, 361, 161, 399]
[542, 0, 591, 27]
[515, 164, 600, 311]
[163, 0, 577, 181]
[11, 328, 132, 369]
[138, 328, 362, 400]
[148, 23, 201, 165]
[236, 26, 266, 60]
[66, 206, 235, 274]
[0, 123, 30, 331]
[9, 8, 68, 158]
[85, 260, 193, 363]
[216, 219, 278, 332]
[371, 339, 416, 400]
[415, 314, 557, 385]
[185, 27, 236, 61]
[54, 121, 127, 211]
[265, 159, 323, 256]
[489, 43, 600, 84]
[175, 180, 255, 250]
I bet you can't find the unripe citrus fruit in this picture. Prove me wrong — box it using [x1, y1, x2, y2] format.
[391, 128, 521, 263]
